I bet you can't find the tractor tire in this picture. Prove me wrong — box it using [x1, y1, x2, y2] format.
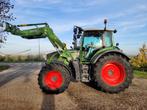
[94, 53, 133, 93]
[38, 62, 71, 94]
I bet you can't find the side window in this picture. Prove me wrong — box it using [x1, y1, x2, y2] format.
[103, 32, 112, 47]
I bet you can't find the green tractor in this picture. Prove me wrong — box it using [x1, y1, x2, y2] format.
[0, 20, 133, 94]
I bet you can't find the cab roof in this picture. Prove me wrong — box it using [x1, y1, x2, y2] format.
[82, 27, 114, 32]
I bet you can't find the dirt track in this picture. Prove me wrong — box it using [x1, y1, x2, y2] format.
[0, 63, 147, 110]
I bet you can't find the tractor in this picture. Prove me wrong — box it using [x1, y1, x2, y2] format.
[0, 20, 133, 94]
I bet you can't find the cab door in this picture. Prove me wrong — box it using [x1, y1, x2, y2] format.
[103, 31, 113, 47]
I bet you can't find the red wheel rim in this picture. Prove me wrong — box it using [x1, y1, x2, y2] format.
[44, 70, 63, 90]
[101, 62, 126, 86]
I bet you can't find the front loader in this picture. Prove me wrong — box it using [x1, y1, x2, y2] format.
[0, 20, 133, 94]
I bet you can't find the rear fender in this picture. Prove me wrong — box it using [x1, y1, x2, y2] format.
[91, 50, 130, 64]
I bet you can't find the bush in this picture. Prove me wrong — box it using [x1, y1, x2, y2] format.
[0, 65, 10, 72]
[0, 55, 45, 62]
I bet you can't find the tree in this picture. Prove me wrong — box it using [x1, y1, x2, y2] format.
[130, 44, 147, 71]
[0, 0, 14, 45]
[0, 0, 14, 22]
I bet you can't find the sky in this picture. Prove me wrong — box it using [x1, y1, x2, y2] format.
[0, 0, 147, 56]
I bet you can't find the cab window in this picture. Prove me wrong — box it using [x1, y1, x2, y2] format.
[103, 32, 113, 47]
[83, 35, 102, 48]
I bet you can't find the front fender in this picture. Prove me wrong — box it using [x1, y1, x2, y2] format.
[46, 50, 72, 65]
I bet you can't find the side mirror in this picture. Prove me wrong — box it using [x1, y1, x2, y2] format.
[116, 43, 119, 47]
[113, 29, 117, 33]
[104, 19, 107, 25]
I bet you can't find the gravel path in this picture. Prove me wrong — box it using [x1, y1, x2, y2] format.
[0, 63, 147, 110]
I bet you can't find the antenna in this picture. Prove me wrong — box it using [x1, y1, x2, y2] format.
[104, 19, 107, 30]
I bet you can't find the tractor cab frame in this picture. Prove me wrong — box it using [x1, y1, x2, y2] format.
[73, 26, 117, 63]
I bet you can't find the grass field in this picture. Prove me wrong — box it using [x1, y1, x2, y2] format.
[0, 65, 10, 72]
[134, 70, 147, 79]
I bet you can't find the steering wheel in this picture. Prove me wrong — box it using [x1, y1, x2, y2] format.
[85, 42, 94, 51]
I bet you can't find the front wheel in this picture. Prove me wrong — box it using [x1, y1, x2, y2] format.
[94, 54, 133, 93]
[38, 62, 71, 94]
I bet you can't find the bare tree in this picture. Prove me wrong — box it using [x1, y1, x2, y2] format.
[0, 0, 14, 46]
[0, 0, 14, 21]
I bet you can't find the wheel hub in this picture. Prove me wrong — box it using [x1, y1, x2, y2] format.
[101, 62, 126, 86]
[108, 70, 114, 76]
[51, 76, 57, 82]
[44, 70, 63, 90]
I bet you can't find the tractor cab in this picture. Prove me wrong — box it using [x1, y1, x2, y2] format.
[73, 20, 117, 62]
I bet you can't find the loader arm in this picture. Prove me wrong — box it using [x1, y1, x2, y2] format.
[0, 22, 66, 50]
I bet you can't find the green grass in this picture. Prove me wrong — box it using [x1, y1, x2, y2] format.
[134, 70, 147, 79]
[0, 65, 10, 72]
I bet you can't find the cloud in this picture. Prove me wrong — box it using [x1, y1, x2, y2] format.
[13, 1, 147, 34]
[54, 4, 147, 33]
[118, 18, 147, 31]
[1, 35, 54, 55]
[50, 17, 105, 34]
[15, 0, 62, 5]
[14, 0, 111, 14]
[4, 0, 147, 55]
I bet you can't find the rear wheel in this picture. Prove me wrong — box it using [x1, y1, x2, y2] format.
[38, 62, 71, 94]
[94, 54, 133, 93]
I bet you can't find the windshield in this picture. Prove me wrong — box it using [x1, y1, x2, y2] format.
[83, 35, 102, 48]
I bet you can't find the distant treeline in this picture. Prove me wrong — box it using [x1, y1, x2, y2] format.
[0, 55, 45, 62]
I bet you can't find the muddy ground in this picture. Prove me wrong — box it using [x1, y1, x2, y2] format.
[0, 63, 147, 110]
